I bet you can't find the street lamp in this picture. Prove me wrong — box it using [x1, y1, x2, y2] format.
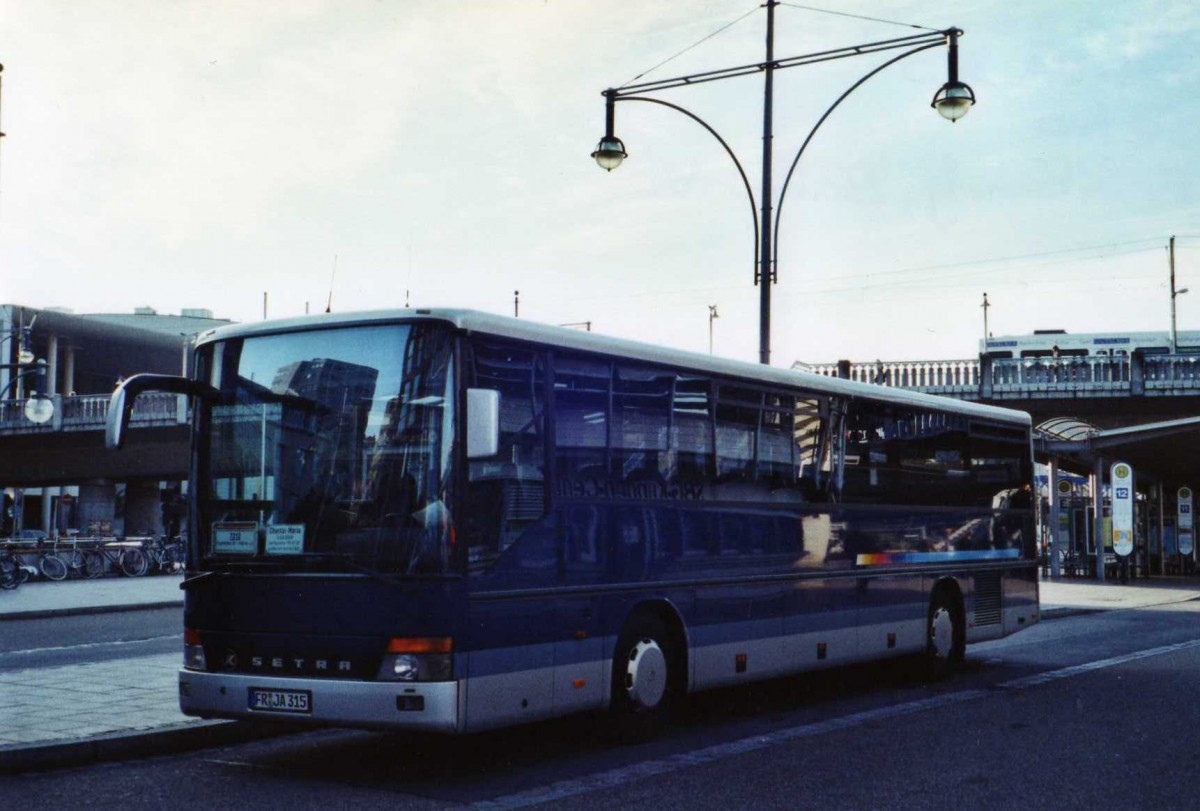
[931, 29, 975, 122]
[593, 4, 974, 365]
[0, 358, 54, 424]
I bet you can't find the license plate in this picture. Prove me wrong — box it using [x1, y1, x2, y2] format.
[248, 687, 312, 714]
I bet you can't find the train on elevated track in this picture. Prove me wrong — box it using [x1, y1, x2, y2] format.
[982, 329, 1200, 359]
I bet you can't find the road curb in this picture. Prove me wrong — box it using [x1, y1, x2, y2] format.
[0, 719, 293, 776]
[1041, 606, 1102, 620]
[0, 600, 185, 622]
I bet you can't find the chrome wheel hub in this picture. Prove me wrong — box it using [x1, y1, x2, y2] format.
[930, 606, 954, 659]
[624, 638, 667, 710]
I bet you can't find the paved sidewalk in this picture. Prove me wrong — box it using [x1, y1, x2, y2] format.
[0, 575, 274, 775]
[1039, 575, 1200, 618]
[0, 573, 183, 620]
[2, 573, 1200, 775]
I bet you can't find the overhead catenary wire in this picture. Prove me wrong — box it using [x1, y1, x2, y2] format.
[559, 238, 1177, 305]
[778, 3, 940, 32]
[619, 4, 761, 88]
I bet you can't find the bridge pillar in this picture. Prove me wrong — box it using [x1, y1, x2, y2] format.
[63, 346, 76, 395]
[46, 334, 59, 396]
[1158, 482, 1166, 576]
[1048, 458, 1061, 578]
[1094, 455, 1107, 582]
[1130, 351, 1145, 395]
[979, 354, 993, 399]
[78, 480, 116, 536]
[124, 480, 163, 537]
[41, 486, 57, 537]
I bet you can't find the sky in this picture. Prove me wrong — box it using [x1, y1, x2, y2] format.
[1, 0, 1199, 367]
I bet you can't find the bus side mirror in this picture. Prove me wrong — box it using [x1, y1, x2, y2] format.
[106, 373, 218, 451]
[466, 388, 500, 459]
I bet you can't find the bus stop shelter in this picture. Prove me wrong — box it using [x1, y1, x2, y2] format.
[1035, 415, 1200, 579]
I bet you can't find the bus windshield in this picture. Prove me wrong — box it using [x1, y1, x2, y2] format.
[195, 322, 457, 576]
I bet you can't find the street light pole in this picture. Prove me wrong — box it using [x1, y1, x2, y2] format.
[981, 291, 990, 343]
[1170, 236, 1187, 353]
[708, 305, 719, 354]
[594, 15, 973, 365]
[758, 0, 777, 366]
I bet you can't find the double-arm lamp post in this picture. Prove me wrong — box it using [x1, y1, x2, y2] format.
[593, 2, 974, 365]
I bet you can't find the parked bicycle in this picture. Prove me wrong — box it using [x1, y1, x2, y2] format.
[82, 541, 150, 578]
[38, 539, 103, 581]
[1, 544, 32, 590]
[145, 536, 184, 574]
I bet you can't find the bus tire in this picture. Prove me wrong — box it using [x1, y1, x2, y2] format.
[925, 587, 965, 679]
[609, 611, 678, 742]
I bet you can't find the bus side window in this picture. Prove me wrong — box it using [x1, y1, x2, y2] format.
[715, 385, 760, 482]
[465, 342, 547, 575]
[553, 355, 610, 484]
[613, 364, 672, 487]
[669, 375, 713, 486]
[795, 396, 834, 500]
[759, 392, 796, 488]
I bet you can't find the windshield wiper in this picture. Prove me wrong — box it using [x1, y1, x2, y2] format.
[180, 571, 215, 590]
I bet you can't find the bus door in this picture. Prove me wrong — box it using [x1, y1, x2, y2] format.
[785, 396, 860, 667]
[462, 340, 557, 729]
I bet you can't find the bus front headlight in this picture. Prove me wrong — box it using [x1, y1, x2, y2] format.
[183, 627, 207, 671]
[375, 637, 453, 682]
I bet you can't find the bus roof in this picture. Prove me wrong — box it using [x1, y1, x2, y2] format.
[197, 308, 1031, 428]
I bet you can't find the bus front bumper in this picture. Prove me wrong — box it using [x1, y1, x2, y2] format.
[178, 669, 461, 733]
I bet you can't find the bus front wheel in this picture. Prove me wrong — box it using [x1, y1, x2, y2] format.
[925, 588, 965, 678]
[609, 612, 677, 741]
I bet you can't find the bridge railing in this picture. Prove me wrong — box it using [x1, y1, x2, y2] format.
[1143, 355, 1200, 390]
[803, 359, 981, 392]
[0, 392, 188, 434]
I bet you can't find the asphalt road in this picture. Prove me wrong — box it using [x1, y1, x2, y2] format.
[0, 607, 180, 670]
[4, 601, 1199, 809]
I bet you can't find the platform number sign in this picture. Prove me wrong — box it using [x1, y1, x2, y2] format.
[1179, 487, 1194, 556]
[1110, 463, 1134, 557]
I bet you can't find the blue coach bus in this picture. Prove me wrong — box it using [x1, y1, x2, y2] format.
[108, 309, 1038, 737]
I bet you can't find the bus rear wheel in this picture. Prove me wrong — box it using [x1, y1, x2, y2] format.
[925, 589, 964, 679]
[609, 612, 677, 742]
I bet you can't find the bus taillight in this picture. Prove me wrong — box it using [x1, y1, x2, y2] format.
[387, 637, 453, 654]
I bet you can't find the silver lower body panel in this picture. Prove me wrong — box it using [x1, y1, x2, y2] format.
[179, 670, 461, 733]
